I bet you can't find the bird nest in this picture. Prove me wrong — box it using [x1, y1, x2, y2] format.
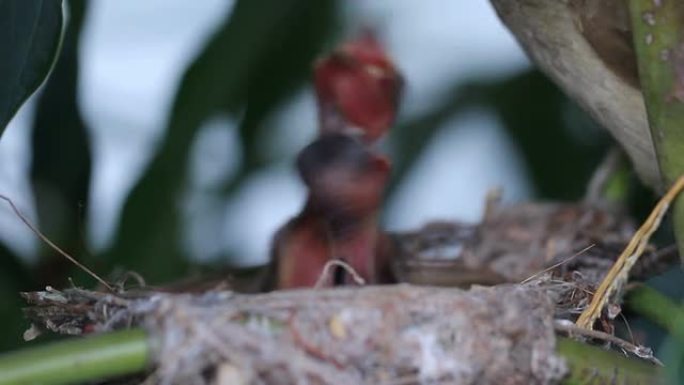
[19, 201, 674, 385]
[23, 284, 568, 385]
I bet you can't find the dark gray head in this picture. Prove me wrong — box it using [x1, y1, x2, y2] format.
[296, 134, 370, 187]
[296, 133, 390, 220]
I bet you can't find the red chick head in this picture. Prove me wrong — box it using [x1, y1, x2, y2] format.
[314, 32, 403, 143]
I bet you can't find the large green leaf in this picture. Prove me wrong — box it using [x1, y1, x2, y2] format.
[105, 0, 338, 284]
[0, 0, 64, 135]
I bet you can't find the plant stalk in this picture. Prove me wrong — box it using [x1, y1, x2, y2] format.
[0, 328, 664, 385]
[628, 0, 684, 264]
[557, 337, 663, 384]
[0, 329, 150, 385]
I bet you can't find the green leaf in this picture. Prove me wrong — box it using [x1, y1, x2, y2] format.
[0, 0, 64, 135]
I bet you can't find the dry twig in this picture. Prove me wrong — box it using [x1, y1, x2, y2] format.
[576, 175, 684, 329]
[0, 194, 113, 291]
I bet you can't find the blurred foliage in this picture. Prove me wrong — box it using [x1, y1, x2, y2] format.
[30, 0, 93, 285]
[0, 2, 682, 373]
[389, 70, 611, 201]
[104, 0, 339, 284]
[627, 284, 684, 382]
[0, 243, 35, 350]
[0, 0, 64, 134]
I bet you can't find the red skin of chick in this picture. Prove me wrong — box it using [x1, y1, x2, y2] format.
[271, 209, 330, 289]
[314, 32, 403, 143]
[272, 135, 391, 289]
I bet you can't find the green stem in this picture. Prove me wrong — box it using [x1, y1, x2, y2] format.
[557, 337, 664, 385]
[0, 327, 665, 384]
[628, 0, 684, 263]
[628, 285, 684, 343]
[0, 329, 150, 385]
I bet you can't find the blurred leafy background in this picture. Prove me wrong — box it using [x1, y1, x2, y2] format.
[0, 0, 682, 374]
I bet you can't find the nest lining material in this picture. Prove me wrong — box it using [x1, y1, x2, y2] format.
[23, 283, 567, 385]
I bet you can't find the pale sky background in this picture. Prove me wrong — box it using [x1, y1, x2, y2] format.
[0, 0, 532, 266]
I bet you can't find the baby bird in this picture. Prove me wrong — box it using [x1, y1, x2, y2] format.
[271, 134, 392, 289]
